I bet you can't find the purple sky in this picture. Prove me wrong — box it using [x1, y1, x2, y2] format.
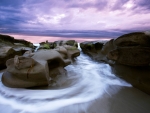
[0, 0, 150, 43]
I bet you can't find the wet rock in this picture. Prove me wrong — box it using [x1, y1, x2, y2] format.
[114, 32, 150, 47]
[0, 47, 22, 70]
[2, 46, 80, 88]
[0, 34, 34, 70]
[107, 47, 150, 66]
[111, 64, 150, 95]
[0, 34, 33, 48]
[38, 40, 78, 50]
[80, 41, 104, 54]
[54, 40, 78, 48]
[80, 40, 115, 62]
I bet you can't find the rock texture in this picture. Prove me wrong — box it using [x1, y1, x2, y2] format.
[39, 40, 78, 50]
[0, 47, 22, 70]
[107, 47, 150, 66]
[111, 64, 150, 95]
[114, 32, 150, 47]
[0, 34, 33, 47]
[80, 40, 115, 62]
[0, 34, 33, 70]
[80, 31, 150, 95]
[2, 45, 80, 88]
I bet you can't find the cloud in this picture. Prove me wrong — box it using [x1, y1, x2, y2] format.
[0, 0, 150, 39]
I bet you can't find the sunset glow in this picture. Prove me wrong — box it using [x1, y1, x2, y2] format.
[0, 0, 150, 42]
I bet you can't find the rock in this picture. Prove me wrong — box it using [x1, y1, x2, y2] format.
[80, 41, 104, 54]
[38, 40, 78, 51]
[0, 47, 22, 70]
[0, 34, 34, 70]
[14, 43, 25, 46]
[23, 50, 34, 57]
[114, 32, 150, 47]
[54, 40, 78, 48]
[111, 64, 150, 95]
[80, 40, 116, 62]
[2, 58, 48, 88]
[107, 47, 150, 66]
[39, 42, 55, 50]
[0, 34, 33, 48]
[14, 55, 36, 70]
[2, 46, 80, 88]
[63, 45, 80, 60]
[101, 39, 116, 55]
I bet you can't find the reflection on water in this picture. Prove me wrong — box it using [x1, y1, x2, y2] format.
[1, 51, 150, 113]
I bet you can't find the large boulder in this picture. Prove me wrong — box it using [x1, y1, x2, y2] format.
[0, 47, 22, 70]
[54, 40, 78, 48]
[2, 46, 80, 88]
[111, 64, 150, 95]
[114, 32, 150, 47]
[107, 47, 150, 66]
[80, 40, 116, 62]
[0, 34, 34, 70]
[107, 32, 150, 95]
[80, 31, 150, 94]
[0, 34, 33, 48]
[38, 40, 78, 50]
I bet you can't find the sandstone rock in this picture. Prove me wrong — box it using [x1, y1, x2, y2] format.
[80, 40, 116, 62]
[2, 58, 48, 88]
[0, 34, 33, 48]
[111, 64, 150, 95]
[2, 46, 80, 88]
[63, 45, 80, 60]
[0, 47, 22, 70]
[114, 32, 150, 47]
[0, 34, 34, 70]
[54, 40, 78, 48]
[14, 55, 36, 70]
[107, 47, 150, 66]
[101, 39, 116, 55]
[80, 41, 104, 53]
[23, 50, 34, 57]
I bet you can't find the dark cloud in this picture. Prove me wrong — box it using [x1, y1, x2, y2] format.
[135, 0, 150, 9]
[111, 0, 129, 10]
[67, 0, 108, 10]
[0, 0, 150, 38]
[0, 0, 25, 8]
[0, 28, 136, 39]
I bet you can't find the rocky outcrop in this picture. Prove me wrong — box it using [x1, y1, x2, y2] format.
[107, 47, 150, 66]
[54, 40, 78, 48]
[80, 40, 115, 62]
[80, 31, 150, 95]
[108, 32, 150, 94]
[107, 32, 150, 66]
[114, 32, 150, 47]
[0, 46, 22, 70]
[2, 45, 80, 88]
[0, 34, 34, 70]
[38, 40, 78, 50]
[0, 34, 33, 48]
[111, 64, 150, 95]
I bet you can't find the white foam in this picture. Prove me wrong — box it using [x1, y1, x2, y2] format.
[0, 52, 131, 113]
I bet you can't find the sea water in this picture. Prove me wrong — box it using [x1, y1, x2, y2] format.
[0, 45, 150, 113]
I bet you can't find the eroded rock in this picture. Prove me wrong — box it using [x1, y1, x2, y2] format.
[107, 47, 150, 66]
[80, 40, 115, 62]
[2, 46, 80, 88]
[0, 34, 34, 70]
[114, 32, 150, 47]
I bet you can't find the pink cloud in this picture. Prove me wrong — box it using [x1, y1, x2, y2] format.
[5, 34, 111, 43]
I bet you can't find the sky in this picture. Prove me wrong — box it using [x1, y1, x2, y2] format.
[0, 0, 150, 43]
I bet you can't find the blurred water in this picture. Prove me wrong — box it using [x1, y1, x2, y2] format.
[0, 50, 133, 113]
